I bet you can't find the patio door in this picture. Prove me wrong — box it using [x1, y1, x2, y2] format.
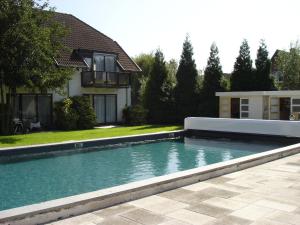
[93, 95, 117, 124]
[231, 98, 240, 118]
[279, 98, 290, 120]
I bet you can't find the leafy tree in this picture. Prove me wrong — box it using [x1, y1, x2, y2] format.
[144, 49, 174, 123]
[132, 53, 155, 105]
[174, 36, 199, 122]
[166, 59, 178, 87]
[0, 0, 73, 134]
[254, 40, 273, 90]
[275, 41, 300, 90]
[230, 39, 254, 91]
[199, 43, 223, 117]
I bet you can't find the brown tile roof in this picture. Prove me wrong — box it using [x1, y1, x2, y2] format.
[53, 12, 141, 72]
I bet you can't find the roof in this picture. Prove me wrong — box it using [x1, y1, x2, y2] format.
[216, 90, 300, 97]
[53, 12, 141, 72]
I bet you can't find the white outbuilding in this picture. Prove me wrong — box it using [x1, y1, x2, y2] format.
[216, 91, 300, 120]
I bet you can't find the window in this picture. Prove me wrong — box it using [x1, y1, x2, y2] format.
[11, 94, 52, 128]
[83, 57, 92, 70]
[240, 98, 249, 118]
[292, 98, 300, 113]
[94, 54, 105, 71]
[93, 54, 116, 72]
[105, 55, 116, 72]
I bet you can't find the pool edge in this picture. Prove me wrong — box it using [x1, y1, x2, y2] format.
[0, 130, 185, 157]
[1, 142, 300, 225]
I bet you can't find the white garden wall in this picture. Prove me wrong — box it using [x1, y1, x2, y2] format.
[185, 117, 300, 138]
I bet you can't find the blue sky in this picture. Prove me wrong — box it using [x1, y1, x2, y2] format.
[49, 0, 300, 73]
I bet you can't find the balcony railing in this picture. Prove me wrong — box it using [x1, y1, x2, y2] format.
[81, 71, 130, 88]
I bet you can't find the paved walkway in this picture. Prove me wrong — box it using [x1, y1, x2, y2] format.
[48, 153, 300, 225]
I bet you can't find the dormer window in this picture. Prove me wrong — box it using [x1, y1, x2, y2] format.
[93, 53, 116, 72]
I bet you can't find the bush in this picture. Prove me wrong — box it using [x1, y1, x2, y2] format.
[72, 96, 96, 129]
[54, 96, 96, 130]
[123, 105, 148, 125]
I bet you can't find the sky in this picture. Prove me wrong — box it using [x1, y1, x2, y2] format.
[49, 0, 300, 73]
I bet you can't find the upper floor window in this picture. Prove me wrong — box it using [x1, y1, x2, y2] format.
[93, 53, 116, 72]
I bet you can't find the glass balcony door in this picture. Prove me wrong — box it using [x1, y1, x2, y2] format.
[93, 95, 117, 124]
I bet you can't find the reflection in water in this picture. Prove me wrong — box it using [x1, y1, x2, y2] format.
[0, 137, 283, 211]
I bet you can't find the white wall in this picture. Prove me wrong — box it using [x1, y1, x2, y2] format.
[185, 117, 300, 138]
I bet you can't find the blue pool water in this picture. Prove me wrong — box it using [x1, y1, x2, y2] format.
[0, 137, 284, 211]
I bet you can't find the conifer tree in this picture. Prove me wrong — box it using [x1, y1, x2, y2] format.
[254, 40, 272, 90]
[230, 39, 254, 91]
[174, 36, 199, 121]
[199, 43, 223, 117]
[144, 49, 174, 123]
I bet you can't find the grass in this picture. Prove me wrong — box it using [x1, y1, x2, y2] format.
[0, 124, 183, 148]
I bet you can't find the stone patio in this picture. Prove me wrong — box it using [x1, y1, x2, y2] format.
[48, 153, 300, 225]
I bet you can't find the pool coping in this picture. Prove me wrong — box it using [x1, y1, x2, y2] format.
[0, 130, 185, 157]
[0, 138, 300, 225]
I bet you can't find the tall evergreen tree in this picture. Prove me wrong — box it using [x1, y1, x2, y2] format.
[174, 36, 199, 122]
[230, 39, 254, 91]
[254, 40, 273, 90]
[144, 49, 174, 123]
[199, 43, 223, 117]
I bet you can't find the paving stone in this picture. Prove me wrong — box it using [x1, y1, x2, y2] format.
[269, 165, 300, 173]
[158, 219, 191, 225]
[230, 192, 265, 203]
[98, 216, 141, 225]
[250, 218, 292, 225]
[254, 199, 298, 212]
[93, 204, 136, 217]
[203, 197, 248, 210]
[158, 188, 195, 199]
[204, 176, 233, 184]
[286, 162, 300, 167]
[50, 213, 103, 225]
[266, 210, 300, 225]
[293, 207, 300, 214]
[121, 209, 169, 225]
[167, 209, 216, 225]
[198, 187, 239, 198]
[222, 171, 245, 179]
[182, 182, 213, 192]
[212, 183, 250, 193]
[129, 195, 188, 214]
[187, 202, 232, 218]
[205, 215, 252, 225]
[230, 205, 274, 221]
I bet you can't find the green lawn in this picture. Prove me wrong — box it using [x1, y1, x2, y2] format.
[0, 125, 183, 148]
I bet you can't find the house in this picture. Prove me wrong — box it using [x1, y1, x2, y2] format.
[216, 91, 300, 120]
[12, 12, 141, 128]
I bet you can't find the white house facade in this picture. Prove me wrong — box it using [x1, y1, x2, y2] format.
[8, 12, 141, 128]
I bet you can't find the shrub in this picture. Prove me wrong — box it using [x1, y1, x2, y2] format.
[71, 96, 96, 129]
[123, 105, 148, 125]
[54, 98, 78, 130]
[54, 96, 96, 130]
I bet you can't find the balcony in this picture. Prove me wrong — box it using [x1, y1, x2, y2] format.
[81, 71, 130, 88]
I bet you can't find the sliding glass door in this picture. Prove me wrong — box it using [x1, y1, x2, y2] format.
[93, 95, 117, 124]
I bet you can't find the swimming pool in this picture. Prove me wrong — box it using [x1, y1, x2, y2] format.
[0, 137, 284, 211]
